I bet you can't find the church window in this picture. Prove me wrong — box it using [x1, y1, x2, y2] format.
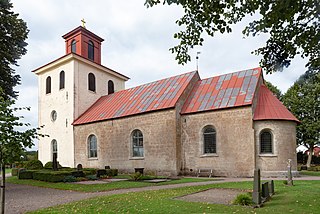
[88, 134, 97, 158]
[260, 130, 273, 154]
[203, 126, 216, 154]
[88, 73, 96, 92]
[59, 70, 65, 90]
[51, 110, 57, 122]
[88, 40, 94, 61]
[108, 80, 114, 94]
[71, 40, 76, 53]
[52, 139, 57, 158]
[46, 76, 51, 94]
[132, 129, 144, 157]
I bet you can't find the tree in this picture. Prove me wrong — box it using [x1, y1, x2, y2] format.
[145, 0, 320, 74]
[265, 81, 282, 100]
[283, 71, 320, 168]
[0, 0, 29, 100]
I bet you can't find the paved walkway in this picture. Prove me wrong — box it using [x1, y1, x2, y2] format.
[5, 175, 320, 214]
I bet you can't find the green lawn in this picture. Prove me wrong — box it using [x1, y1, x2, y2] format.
[0, 168, 12, 174]
[299, 170, 320, 176]
[6, 176, 214, 192]
[28, 180, 320, 214]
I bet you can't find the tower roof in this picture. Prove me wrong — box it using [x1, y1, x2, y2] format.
[62, 26, 104, 42]
[253, 84, 299, 122]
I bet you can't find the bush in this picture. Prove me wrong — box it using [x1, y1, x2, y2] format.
[106, 169, 118, 177]
[86, 175, 98, 180]
[83, 168, 97, 176]
[44, 161, 62, 169]
[24, 160, 43, 170]
[96, 169, 107, 178]
[130, 172, 143, 181]
[71, 170, 85, 178]
[18, 169, 35, 179]
[63, 175, 77, 182]
[33, 171, 72, 182]
[233, 193, 253, 206]
[11, 168, 18, 176]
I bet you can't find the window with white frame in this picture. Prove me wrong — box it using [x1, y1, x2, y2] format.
[132, 129, 144, 157]
[88, 134, 97, 158]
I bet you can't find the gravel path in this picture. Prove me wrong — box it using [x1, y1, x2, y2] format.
[5, 175, 320, 214]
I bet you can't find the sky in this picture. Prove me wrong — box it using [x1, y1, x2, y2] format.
[11, 0, 307, 150]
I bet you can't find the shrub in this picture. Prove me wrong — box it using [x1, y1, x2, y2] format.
[18, 170, 35, 179]
[283, 180, 288, 185]
[44, 161, 62, 169]
[33, 171, 72, 182]
[83, 168, 96, 176]
[96, 169, 107, 178]
[63, 175, 77, 183]
[130, 172, 143, 181]
[11, 168, 18, 176]
[24, 160, 43, 170]
[76, 177, 88, 182]
[86, 175, 98, 180]
[106, 169, 118, 177]
[233, 193, 253, 206]
[71, 170, 85, 178]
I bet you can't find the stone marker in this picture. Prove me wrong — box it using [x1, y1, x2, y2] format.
[52, 153, 58, 171]
[262, 182, 270, 199]
[268, 180, 275, 195]
[252, 169, 261, 205]
[287, 159, 293, 186]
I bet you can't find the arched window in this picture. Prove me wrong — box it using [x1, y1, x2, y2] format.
[52, 139, 57, 158]
[132, 129, 144, 157]
[46, 76, 51, 94]
[59, 70, 65, 90]
[108, 80, 114, 94]
[203, 126, 216, 154]
[88, 40, 94, 61]
[88, 134, 97, 158]
[88, 73, 96, 92]
[260, 130, 273, 154]
[71, 40, 76, 53]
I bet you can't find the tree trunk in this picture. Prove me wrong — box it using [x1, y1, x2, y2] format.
[306, 146, 314, 168]
[0, 164, 5, 214]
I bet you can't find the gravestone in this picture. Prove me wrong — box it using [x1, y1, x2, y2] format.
[261, 182, 270, 199]
[252, 169, 261, 205]
[268, 180, 275, 195]
[287, 159, 293, 186]
[77, 164, 83, 171]
[52, 153, 58, 171]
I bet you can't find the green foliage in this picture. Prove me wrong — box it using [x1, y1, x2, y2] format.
[265, 81, 282, 100]
[0, 0, 29, 100]
[83, 168, 97, 176]
[24, 160, 43, 170]
[63, 175, 77, 183]
[283, 71, 320, 166]
[233, 193, 253, 206]
[71, 170, 85, 178]
[130, 172, 143, 181]
[11, 168, 18, 176]
[33, 171, 72, 183]
[106, 169, 118, 177]
[86, 175, 98, 181]
[44, 161, 62, 169]
[18, 169, 34, 179]
[145, 1, 319, 74]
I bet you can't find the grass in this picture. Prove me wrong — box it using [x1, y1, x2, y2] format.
[6, 176, 214, 192]
[299, 170, 320, 176]
[0, 168, 12, 174]
[29, 180, 320, 214]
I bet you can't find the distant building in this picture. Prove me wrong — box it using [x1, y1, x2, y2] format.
[33, 26, 299, 177]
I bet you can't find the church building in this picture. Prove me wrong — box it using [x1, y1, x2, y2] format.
[33, 26, 299, 177]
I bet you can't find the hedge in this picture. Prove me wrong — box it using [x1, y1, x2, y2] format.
[11, 168, 18, 176]
[18, 169, 35, 179]
[24, 160, 43, 170]
[33, 171, 72, 182]
[44, 161, 62, 169]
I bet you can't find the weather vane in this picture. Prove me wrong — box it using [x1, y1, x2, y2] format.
[81, 18, 86, 28]
[196, 51, 201, 71]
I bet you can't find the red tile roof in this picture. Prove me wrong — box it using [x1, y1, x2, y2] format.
[253, 84, 299, 122]
[181, 67, 262, 114]
[73, 71, 198, 125]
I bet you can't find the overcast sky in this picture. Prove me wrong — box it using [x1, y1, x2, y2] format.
[11, 0, 307, 150]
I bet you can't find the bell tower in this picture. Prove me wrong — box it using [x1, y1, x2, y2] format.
[62, 26, 104, 64]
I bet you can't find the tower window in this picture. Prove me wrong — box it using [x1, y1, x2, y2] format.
[59, 70, 65, 90]
[46, 76, 51, 94]
[88, 73, 96, 92]
[108, 80, 114, 94]
[52, 139, 57, 158]
[71, 40, 76, 53]
[88, 40, 94, 61]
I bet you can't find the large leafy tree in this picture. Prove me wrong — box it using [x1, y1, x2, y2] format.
[145, 0, 320, 74]
[265, 80, 282, 100]
[283, 71, 320, 167]
[0, 0, 29, 100]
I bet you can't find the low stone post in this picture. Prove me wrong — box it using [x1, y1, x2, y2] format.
[287, 159, 293, 186]
[252, 169, 261, 205]
[52, 153, 58, 171]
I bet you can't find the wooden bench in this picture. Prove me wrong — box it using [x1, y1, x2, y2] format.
[197, 168, 213, 178]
